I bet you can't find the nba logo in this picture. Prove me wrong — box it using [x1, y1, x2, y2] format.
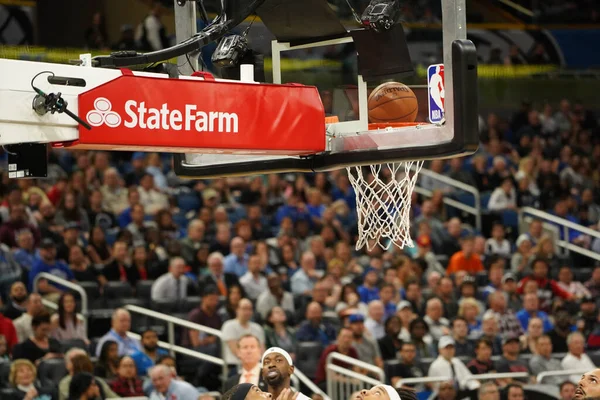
[427, 64, 445, 123]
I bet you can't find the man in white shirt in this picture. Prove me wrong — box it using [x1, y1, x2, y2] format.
[240, 255, 268, 301]
[256, 274, 295, 319]
[364, 300, 386, 340]
[562, 332, 596, 383]
[262, 347, 311, 400]
[150, 257, 188, 302]
[424, 297, 450, 341]
[221, 299, 265, 367]
[428, 336, 480, 391]
[223, 334, 267, 391]
[13, 293, 43, 342]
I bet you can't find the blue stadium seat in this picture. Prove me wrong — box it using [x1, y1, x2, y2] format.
[502, 209, 519, 229]
[177, 192, 201, 213]
[480, 191, 492, 209]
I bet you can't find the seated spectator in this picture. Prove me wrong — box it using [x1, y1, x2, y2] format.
[131, 329, 167, 376]
[434, 277, 459, 320]
[504, 383, 526, 400]
[348, 314, 383, 369]
[511, 236, 533, 279]
[117, 188, 141, 228]
[358, 268, 380, 304]
[335, 283, 368, 316]
[446, 235, 484, 275]
[13, 293, 43, 343]
[478, 382, 501, 400]
[562, 332, 596, 383]
[548, 307, 574, 353]
[180, 219, 207, 266]
[2, 282, 28, 320]
[515, 293, 554, 333]
[94, 340, 119, 380]
[428, 336, 480, 391]
[585, 267, 600, 298]
[224, 237, 250, 277]
[295, 302, 336, 346]
[223, 335, 266, 392]
[149, 364, 200, 400]
[218, 284, 244, 322]
[481, 256, 506, 302]
[290, 251, 319, 296]
[110, 355, 145, 397]
[12, 231, 37, 277]
[221, 299, 265, 368]
[378, 316, 403, 361]
[150, 257, 188, 302]
[95, 309, 141, 357]
[8, 358, 55, 400]
[256, 273, 294, 320]
[12, 311, 62, 364]
[423, 298, 450, 342]
[28, 239, 74, 299]
[414, 235, 445, 279]
[55, 191, 90, 233]
[365, 300, 386, 340]
[264, 306, 296, 360]
[502, 273, 522, 312]
[60, 350, 118, 400]
[102, 241, 140, 287]
[396, 300, 415, 342]
[86, 226, 113, 266]
[0, 204, 40, 249]
[484, 291, 523, 338]
[485, 224, 511, 258]
[404, 279, 425, 316]
[557, 266, 592, 300]
[69, 245, 106, 287]
[51, 292, 89, 343]
[451, 317, 474, 357]
[315, 328, 358, 390]
[529, 335, 563, 385]
[467, 338, 495, 375]
[409, 318, 436, 360]
[0, 311, 18, 352]
[68, 372, 101, 400]
[240, 255, 268, 301]
[559, 381, 576, 400]
[487, 178, 517, 211]
[86, 190, 116, 232]
[520, 317, 543, 355]
[185, 285, 222, 350]
[494, 336, 529, 383]
[56, 222, 84, 262]
[480, 314, 502, 355]
[577, 296, 597, 337]
[457, 297, 482, 339]
[388, 341, 425, 390]
[200, 252, 240, 297]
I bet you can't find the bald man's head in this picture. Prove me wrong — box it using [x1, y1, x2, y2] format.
[306, 301, 322, 324]
[111, 308, 131, 335]
[236, 298, 253, 322]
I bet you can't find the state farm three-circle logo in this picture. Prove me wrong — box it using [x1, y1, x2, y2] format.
[86, 98, 121, 128]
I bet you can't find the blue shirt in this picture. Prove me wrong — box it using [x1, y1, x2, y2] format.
[357, 286, 380, 304]
[28, 259, 74, 292]
[149, 379, 200, 400]
[515, 309, 554, 333]
[131, 348, 168, 376]
[295, 321, 337, 346]
[96, 329, 141, 357]
[223, 253, 249, 277]
[13, 249, 38, 272]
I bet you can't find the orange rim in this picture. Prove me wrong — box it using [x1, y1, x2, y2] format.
[368, 122, 425, 130]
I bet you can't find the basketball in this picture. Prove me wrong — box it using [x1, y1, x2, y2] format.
[368, 82, 418, 123]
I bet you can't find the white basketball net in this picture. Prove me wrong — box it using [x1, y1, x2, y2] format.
[347, 160, 424, 251]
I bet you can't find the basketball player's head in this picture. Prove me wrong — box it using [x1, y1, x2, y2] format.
[355, 385, 417, 400]
[261, 347, 294, 388]
[574, 369, 600, 400]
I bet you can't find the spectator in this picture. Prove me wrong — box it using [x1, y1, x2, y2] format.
[295, 301, 336, 346]
[102, 241, 140, 287]
[94, 340, 118, 379]
[559, 381, 576, 400]
[423, 298, 450, 341]
[55, 191, 90, 233]
[50, 292, 88, 343]
[365, 300, 386, 340]
[467, 338, 495, 375]
[13, 293, 43, 343]
[409, 318, 437, 360]
[264, 306, 296, 359]
[86, 190, 115, 231]
[511, 236, 534, 279]
[126, 204, 156, 242]
[521, 317, 544, 354]
[224, 237, 249, 278]
[479, 382, 501, 400]
[86, 226, 113, 266]
[70, 245, 106, 287]
[28, 238, 75, 300]
[185, 285, 222, 350]
[485, 224, 511, 257]
[561, 332, 596, 383]
[577, 297, 597, 337]
[95, 309, 141, 357]
[378, 316, 403, 361]
[315, 328, 358, 390]
[130, 329, 168, 377]
[480, 314, 502, 355]
[348, 314, 383, 369]
[358, 268, 380, 304]
[110, 355, 145, 397]
[180, 220, 207, 266]
[0, 204, 40, 249]
[482, 256, 506, 302]
[446, 235, 484, 275]
[150, 257, 188, 302]
[585, 267, 600, 298]
[435, 277, 459, 320]
[515, 293, 554, 333]
[240, 255, 268, 301]
[137, 173, 169, 215]
[200, 252, 240, 297]
[12, 311, 62, 364]
[488, 178, 517, 211]
[12, 231, 37, 277]
[528, 335, 563, 384]
[548, 307, 575, 353]
[7, 358, 55, 400]
[504, 384, 526, 400]
[485, 291, 523, 338]
[136, 2, 170, 51]
[256, 273, 295, 320]
[388, 341, 425, 389]
[494, 336, 529, 383]
[100, 168, 128, 215]
[149, 364, 200, 400]
[0, 311, 18, 351]
[219, 284, 244, 322]
[557, 266, 592, 300]
[2, 282, 28, 320]
[84, 12, 108, 49]
[290, 251, 319, 296]
[221, 299, 265, 367]
[428, 336, 480, 390]
[223, 335, 266, 391]
[451, 317, 474, 357]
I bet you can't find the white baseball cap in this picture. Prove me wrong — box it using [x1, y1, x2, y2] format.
[438, 336, 456, 350]
[262, 347, 293, 366]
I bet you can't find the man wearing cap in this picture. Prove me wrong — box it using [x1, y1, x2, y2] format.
[28, 238, 74, 297]
[502, 273, 522, 311]
[56, 222, 82, 262]
[348, 314, 384, 369]
[495, 335, 529, 383]
[427, 336, 479, 391]
[261, 347, 311, 400]
[481, 256, 505, 302]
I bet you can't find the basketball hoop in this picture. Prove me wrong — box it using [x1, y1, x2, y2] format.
[347, 122, 425, 251]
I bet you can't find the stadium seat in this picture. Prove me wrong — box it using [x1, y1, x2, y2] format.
[0, 361, 10, 388]
[107, 296, 146, 309]
[37, 359, 67, 386]
[177, 192, 201, 213]
[0, 388, 17, 397]
[60, 338, 87, 353]
[152, 299, 178, 314]
[77, 281, 102, 309]
[295, 342, 323, 380]
[182, 296, 202, 312]
[136, 280, 155, 301]
[103, 281, 134, 300]
[590, 351, 600, 366]
[87, 309, 115, 339]
[502, 209, 519, 229]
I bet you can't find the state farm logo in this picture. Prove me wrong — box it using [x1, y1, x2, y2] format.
[85, 97, 239, 133]
[86, 98, 122, 128]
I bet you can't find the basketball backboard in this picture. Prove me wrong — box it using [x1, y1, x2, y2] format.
[173, 0, 479, 178]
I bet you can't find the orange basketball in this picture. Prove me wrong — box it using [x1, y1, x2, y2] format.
[368, 82, 418, 123]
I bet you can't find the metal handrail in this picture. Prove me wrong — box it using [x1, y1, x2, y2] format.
[124, 304, 222, 337]
[396, 372, 529, 387]
[326, 352, 386, 382]
[33, 272, 88, 315]
[295, 368, 331, 400]
[395, 376, 450, 387]
[414, 167, 482, 231]
[327, 364, 383, 386]
[537, 368, 589, 384]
